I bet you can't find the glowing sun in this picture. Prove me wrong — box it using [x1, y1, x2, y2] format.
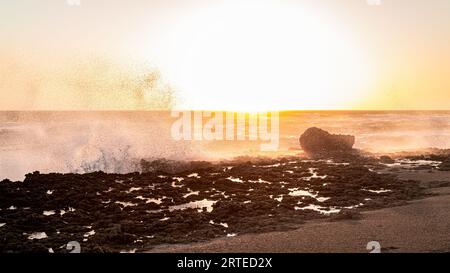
[147, 1, 372, 111]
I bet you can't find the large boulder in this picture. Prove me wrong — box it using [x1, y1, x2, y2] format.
[380, 156, 395, 164]
[299, 127, 355, 154]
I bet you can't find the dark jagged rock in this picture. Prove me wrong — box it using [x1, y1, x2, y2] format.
[329, 209, 362, 222]
[140, 159, 213, 174]
[380, 156, 395, 164]
[299, 127, 355, 154]
[438, 159, 450, 171]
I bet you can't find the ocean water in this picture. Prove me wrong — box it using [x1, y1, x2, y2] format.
[1, 111, 450, 180]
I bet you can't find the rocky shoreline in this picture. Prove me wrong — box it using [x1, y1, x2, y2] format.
[1, 150, 445, 253]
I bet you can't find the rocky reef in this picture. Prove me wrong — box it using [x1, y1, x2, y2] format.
[0, 153, 428, 253]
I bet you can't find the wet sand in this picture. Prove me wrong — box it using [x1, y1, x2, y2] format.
[149, 185, 450, 253]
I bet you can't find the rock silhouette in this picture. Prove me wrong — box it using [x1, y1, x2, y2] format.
[299, 127, 355, 154]
[380, 156, 395, 164]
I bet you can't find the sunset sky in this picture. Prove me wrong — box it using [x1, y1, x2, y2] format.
[1, 0, 449, 110]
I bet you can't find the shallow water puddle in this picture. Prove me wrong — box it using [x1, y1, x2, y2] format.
[27, 232, 48, 240]
[126, 187, 142, 193]
[59, 207, 76, 216]
[183, 190, 200, 198]
[84, 230, 95, 237]
[219, 191, 230, 198]
[115, 201, 138, 207]
[223, 166, 233, 172]
[261, 163, 282, 168]
[120, 248, 138, 253]
[209, 220, 228, 228]
[135, 196, 162, 204]
[146, 209, 163, 214]
[363, 189, 392, 194]
[344, 203, 364, 209]
[248, 178, 271, 184]
[301, 168, 328, 181]
[171, 178, 184, 188]
[382, 159, 441, 169]
[323, 159, 350, 166]
[43, 210, 55, 216]
[269, 194, 284, 202]
[227, 176, 245, 183]
[294, 204, 341, 215]
[288, 188, 316, 197]
[187, 173, 201, 178]
[169, 199, 217, 213]
[288, 188, 330, 202]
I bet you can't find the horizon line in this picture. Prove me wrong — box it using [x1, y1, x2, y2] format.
[2, 109, 450, 113]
